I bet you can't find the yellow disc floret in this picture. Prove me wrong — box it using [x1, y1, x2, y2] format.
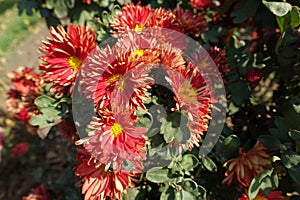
[132, 49, 145, 57]
[135, 24, 143, 32]
[67, 56, 82, 71]
[178, 82, 198, 103]
[108, 74, 122, 85]
[111, 123, 123, 137]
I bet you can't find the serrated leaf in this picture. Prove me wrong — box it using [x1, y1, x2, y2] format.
[202, 156, 217, 172]
[40, 107, 61, 119]
[263, 1, 292, 17]
[146, 167, 171, 183]
[34, 95, 57, 108]
[180, 154, 199, 171]
[29, 115, 54, 128]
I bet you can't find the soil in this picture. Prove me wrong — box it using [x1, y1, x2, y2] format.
[0, 21, 49, 110]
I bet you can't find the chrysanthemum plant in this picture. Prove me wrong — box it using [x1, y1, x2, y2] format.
[6, 0, 300, 199]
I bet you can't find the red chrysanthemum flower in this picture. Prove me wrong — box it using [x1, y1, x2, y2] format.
[10, 142, 29, 156]
[74, 147, 139, 200]
[172, 5, 208, 35]
[39, 24, 97, 95]
[6, 67, 42, 133]
[208, 46, 230, 78]
[81, 44, 158, 113]
[165, 62, 211, 149]
[111, 3, 179, 33]
[22, 184, 51, 200]
[111, 3, 154, 33]
[238, 190, 283, 200]
[246, 68, 263, 84]
[9, 67, 41, 94]
[222, 141, 271, 187]
[76, 108, 147, 171]
[189, 0, 212, 9]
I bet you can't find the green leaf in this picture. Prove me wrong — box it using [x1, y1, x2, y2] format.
[291, 6, 300, 27]
[168, 159, 183, 172]
[146, 167, 171, 183]
[269, 117, 291, 142]
[262, 1, 292, 17]
[29, 115, 55, 128]
[161, 121, 176, 143]
[287, 165, 300, 186]
[217, 0, 237, 15]
[220, 135, 240, 155]
[40, 107, 61, 119]
[257, 135, 281, 151]
[160, 186, 175, 200]
[180, 154, 199, 171]
[34, 95, 57, 108]
[227, 81, 250, 107]
[288, 129, 300, 142]
[230, 0, 260, 23]
[202, 156, 217, 172]
[122, 188, 141, 200]
[180, 179, 197, 192]
[281, 151, 300, 169]
[248, 168, 279, 200]
[45, 0, 54, 9]
[53, 0, 68, 18]
[276, 15, 288, 33]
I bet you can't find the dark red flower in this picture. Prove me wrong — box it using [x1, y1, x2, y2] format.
[189, 0, 212, 9]
[208, 46, 230, 78]
[246, 68, 263, 84]
[22, 184, 51, 200]
[10, 142, 29, 156]
[6, 67, 41, 132]
[172, 5, 208, 35]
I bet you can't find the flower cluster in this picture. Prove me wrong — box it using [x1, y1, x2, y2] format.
[5, 0, 297, 199]
[6, 67, 42, 134]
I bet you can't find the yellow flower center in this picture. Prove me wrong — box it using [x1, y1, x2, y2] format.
[178, 83, 198, 103]
[108, 74, 122, 85]
[132, 49, 145, 57]
[111, 123, 123, 137]
[67, 56, 82, 71]
[135, 24, 143, 32]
